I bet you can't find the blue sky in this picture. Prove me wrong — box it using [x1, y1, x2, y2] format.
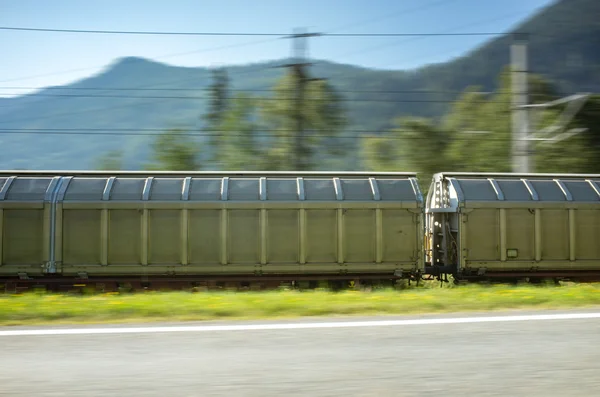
[0, 0, 553, 94]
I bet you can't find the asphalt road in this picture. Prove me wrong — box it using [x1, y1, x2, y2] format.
[2, 309, 600, 396]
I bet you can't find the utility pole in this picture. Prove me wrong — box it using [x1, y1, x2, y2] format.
[509, 33, 589, 173]
[282, 28, 322, 170]
[511, 33, 530, 173]
[464, 35, 588, 170]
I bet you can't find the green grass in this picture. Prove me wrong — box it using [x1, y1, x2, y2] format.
[2, 282, 600, 326]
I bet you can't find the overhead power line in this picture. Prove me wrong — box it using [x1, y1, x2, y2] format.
[0, 128, 520, 142]
[0, 1, 454, 86]
[0, 0, 452, 86]
[0, 8, 538, 126]
[0, 44, 281, 121]
[0, 91, 492, 102]
[0, 26, 284, 36]
[0, 86, 483, 95]
[0, 93, 498, 103]
[0, 25, 516, 38]
[327, 32, 508, 37]
[4, 89, 576, 126]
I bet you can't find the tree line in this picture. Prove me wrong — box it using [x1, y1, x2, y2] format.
[95, 68, 347, 172]
[361, 68, 600, 184]
[95, 67, 600, 178]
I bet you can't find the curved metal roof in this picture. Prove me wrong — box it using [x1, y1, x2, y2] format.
[0, 176, 58, 201]
[432, 173, 600, 204]
[0, 170, 417, 178]
[433, 172, 600, 180]
[0, 174, 424, 204]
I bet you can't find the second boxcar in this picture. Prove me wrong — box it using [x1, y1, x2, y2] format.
[426, 172, 600, 279]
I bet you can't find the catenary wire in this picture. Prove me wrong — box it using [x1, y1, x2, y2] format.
[0, 128, 527, 142]
[0, 0, 462, 88]
[0, 87, 488, 95]
[0, 94, 505, 103]
[0, 25, 520, 38]
[0, 9, 539, 125]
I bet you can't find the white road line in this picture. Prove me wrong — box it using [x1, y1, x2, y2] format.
[1, 312, 600, 337]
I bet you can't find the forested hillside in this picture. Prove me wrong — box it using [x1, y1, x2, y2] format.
[0, 0, 598, 170]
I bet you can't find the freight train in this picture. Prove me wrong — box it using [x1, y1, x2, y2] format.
[0, 170, 599, 291]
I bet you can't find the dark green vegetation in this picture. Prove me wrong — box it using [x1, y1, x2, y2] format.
[0, 0, 598, 172]
[1, 283, 600, 325]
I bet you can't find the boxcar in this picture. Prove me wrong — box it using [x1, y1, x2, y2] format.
[426, 172, 600, 279]
[0, 171, 424, 281]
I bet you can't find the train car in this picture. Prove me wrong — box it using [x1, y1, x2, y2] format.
[0, 171, 424, 288]
[426, 172, 600, 281]
[4, 169, 600, 290]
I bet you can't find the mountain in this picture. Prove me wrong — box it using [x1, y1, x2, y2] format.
[0, 0, 598, 170]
